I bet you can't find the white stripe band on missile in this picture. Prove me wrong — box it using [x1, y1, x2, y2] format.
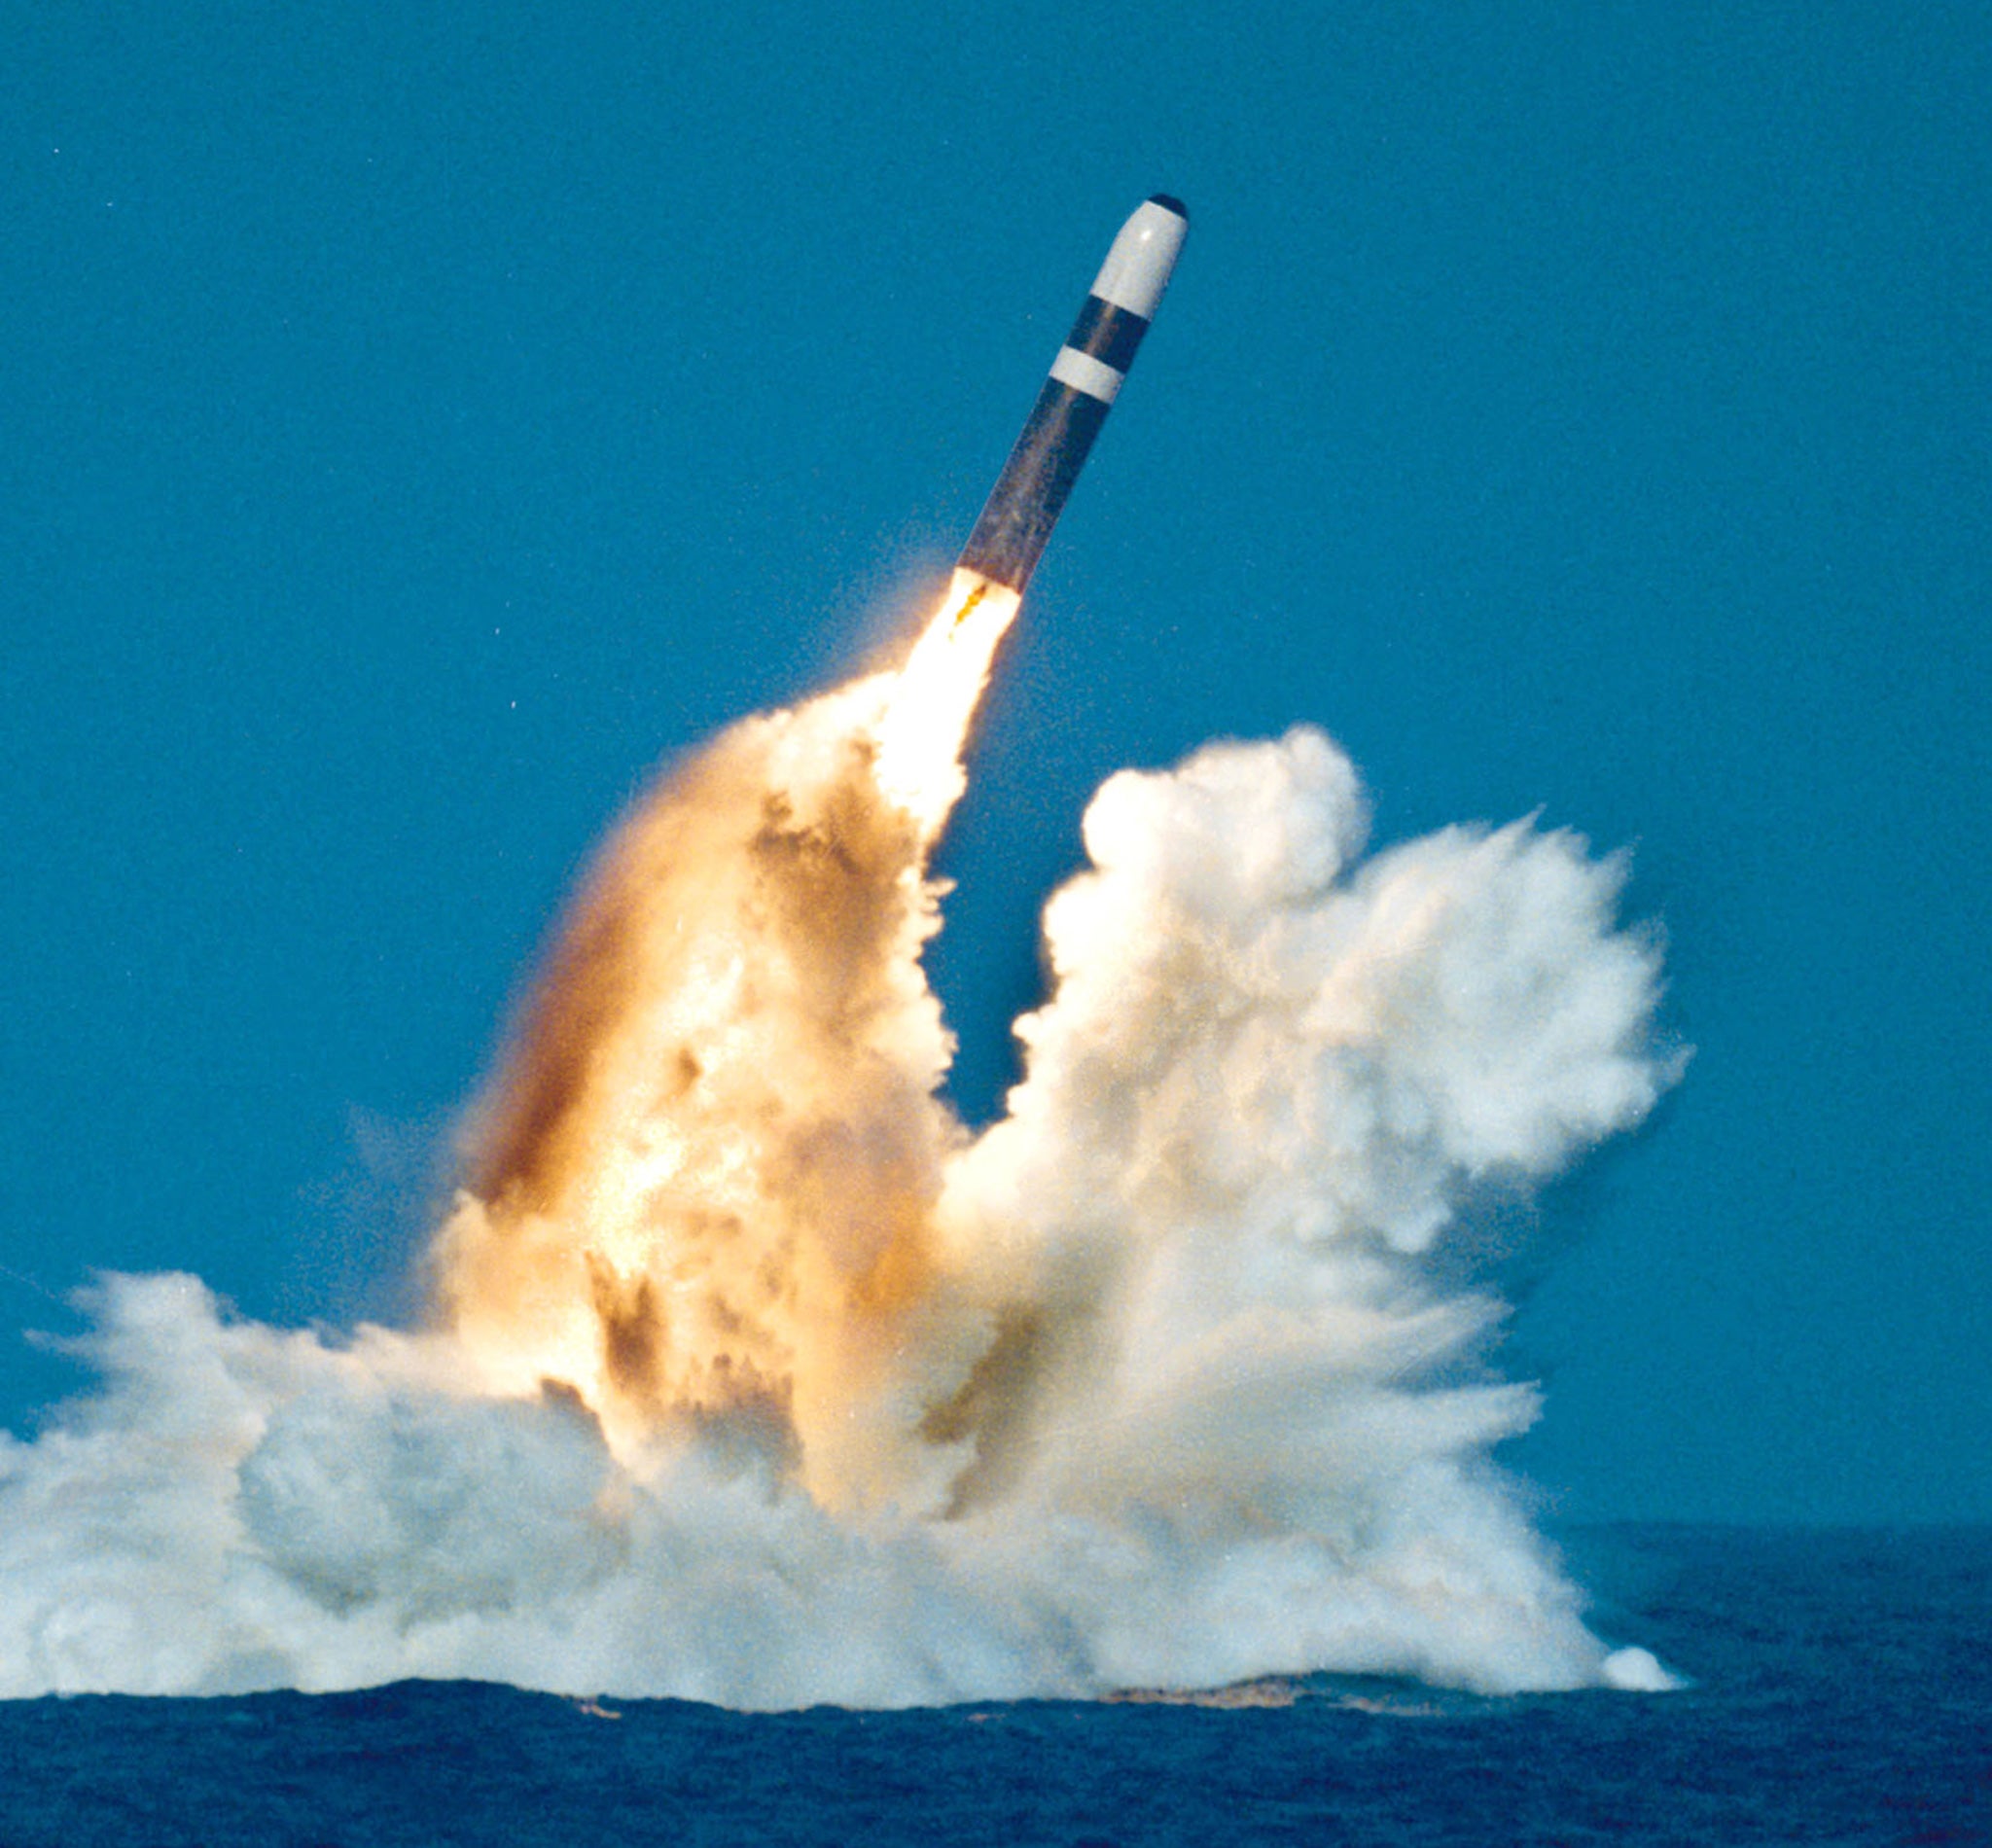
[1049, 344, 1125, 405]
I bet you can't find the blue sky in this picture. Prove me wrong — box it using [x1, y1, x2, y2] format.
[4, 1, 1986, 1523]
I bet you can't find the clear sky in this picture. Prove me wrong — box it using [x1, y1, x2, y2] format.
[4, 1, 1986, 1525]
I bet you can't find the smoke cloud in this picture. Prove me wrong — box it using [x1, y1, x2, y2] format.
[0, 584, 1681, 1704]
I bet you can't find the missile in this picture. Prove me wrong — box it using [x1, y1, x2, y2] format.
[956, 195, 1188, 594]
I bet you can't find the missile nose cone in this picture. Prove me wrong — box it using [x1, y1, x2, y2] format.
[1148, 193, 1189, 220]
[1091, 196, 1189, 320]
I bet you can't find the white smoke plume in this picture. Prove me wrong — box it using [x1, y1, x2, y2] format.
[0, 586, 1681, 1705]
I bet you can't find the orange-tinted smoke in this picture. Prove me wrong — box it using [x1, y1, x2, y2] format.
[434, 575, 1018, 1510]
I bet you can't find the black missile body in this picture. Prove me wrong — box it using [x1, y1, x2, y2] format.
[957, 195, 1188, 593]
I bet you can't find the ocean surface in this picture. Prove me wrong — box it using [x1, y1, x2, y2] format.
[3, 1525, 1985, 1848]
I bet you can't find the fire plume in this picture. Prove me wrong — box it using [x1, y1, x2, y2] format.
[436, 571, 1019, 1509]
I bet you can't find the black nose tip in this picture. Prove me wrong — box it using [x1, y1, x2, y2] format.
[1147, 194, 1189, 221]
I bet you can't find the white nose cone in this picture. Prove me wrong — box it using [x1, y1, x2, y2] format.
[1089, 195, 1190, 319]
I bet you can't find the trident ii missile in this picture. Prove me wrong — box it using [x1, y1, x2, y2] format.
[956, 195, 1188, 594]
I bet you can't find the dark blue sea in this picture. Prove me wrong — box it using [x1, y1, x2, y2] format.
[4, 1526, 1986, 1847]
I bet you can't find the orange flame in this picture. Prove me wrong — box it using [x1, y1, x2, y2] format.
[434, 573, 1018, 1509]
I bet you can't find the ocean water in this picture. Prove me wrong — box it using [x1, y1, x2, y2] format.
[3, 1525, 1985, 1848]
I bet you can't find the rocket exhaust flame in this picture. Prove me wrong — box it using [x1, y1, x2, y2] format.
[0, 199, 1684, 1705]
[438, 568, 1021, 1506]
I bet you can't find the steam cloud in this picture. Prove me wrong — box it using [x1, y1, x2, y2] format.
[0, 588, 1681, 1704]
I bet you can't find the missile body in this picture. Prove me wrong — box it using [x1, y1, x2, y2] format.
[957, 195, 1188, 593]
